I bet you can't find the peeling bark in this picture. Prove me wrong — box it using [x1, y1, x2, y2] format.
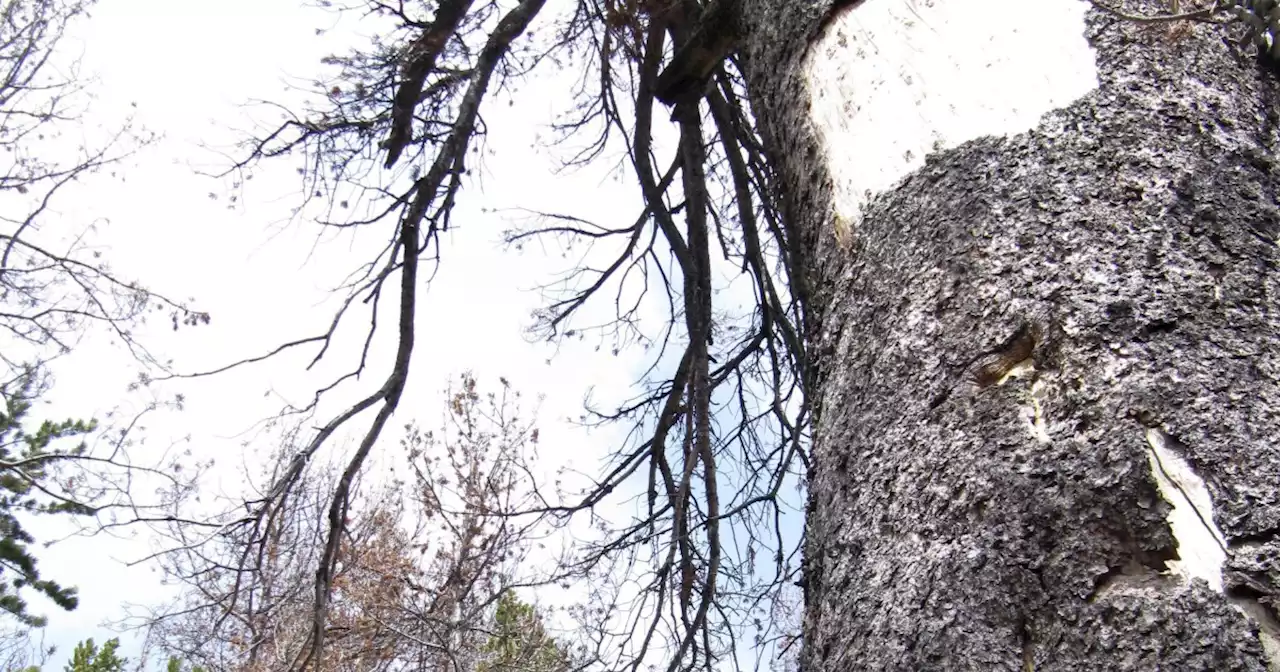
[736, 0, 1280, 668]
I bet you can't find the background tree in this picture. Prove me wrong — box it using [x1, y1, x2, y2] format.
[0, 368, 96, 626]
[163, 657, 207, 672]
[0, 624, 53, 672]
[7, 636, 207, 672]
[0, 0, 209, 651]
[474, 592, 569, 672]
[62, 638, 123, 672]
[148, 375, 580, 672]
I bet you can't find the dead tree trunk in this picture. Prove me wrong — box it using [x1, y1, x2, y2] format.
[736, 0, 1280, 668]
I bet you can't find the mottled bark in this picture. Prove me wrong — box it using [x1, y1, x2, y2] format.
[736, 0, 1280, 669]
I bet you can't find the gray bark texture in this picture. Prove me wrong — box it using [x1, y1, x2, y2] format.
[735, 0, 1280, 669]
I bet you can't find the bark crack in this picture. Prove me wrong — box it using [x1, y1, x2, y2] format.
[1144, 428, 1229, 587]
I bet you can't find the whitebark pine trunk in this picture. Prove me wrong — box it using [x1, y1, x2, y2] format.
[736, 0, 1280, 669]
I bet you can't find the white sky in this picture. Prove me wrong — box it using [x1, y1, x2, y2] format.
[806, 0, 1098, 231]
[24, 0, 668, 667]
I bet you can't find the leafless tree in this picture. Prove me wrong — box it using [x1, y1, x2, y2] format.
[146, 374, 585, 672]
[0, 0, 208, 368]
[0, 623, 53, 670]
[0, 0, 211, 636]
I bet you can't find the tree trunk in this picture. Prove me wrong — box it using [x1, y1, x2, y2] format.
[736, 0, 1280, 668]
